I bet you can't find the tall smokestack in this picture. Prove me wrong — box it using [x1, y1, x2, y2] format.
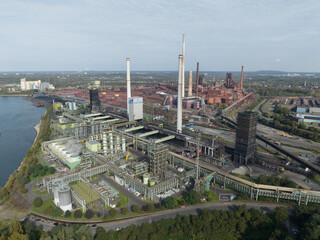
[240, 66, 244, 89]
[188, 71, 193, 97]
[177, 55, 183, 133]
[181, 34, 186, 98]
[195, 62, 199, 97]
[126, 58, 131, 115]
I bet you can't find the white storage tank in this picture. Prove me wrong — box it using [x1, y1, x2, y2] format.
[58, 185, 72, 212]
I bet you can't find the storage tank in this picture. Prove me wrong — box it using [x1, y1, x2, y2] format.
[143, 173, 150, 185]
[149, 179, 156, 187]
[58, 185, 72, 212]
[52, 179, 63, 205]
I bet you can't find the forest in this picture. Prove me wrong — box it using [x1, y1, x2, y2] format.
[2, 204, 320, 240]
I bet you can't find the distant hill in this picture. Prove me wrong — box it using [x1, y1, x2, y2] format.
[255, 70, 287, 74]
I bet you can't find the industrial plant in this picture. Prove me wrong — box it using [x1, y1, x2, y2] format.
[28, 34, 320, 217]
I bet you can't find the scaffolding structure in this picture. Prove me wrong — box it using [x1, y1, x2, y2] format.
[148, 143, 168, 175]
[234, 112, 258, 165]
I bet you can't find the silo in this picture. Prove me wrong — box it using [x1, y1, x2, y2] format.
[52, 179, 63, 205]
[143, 173, 150, 185]
[58, 185, 72, 212]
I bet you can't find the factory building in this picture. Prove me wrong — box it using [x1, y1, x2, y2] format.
[234, 112, 258, 165]
[89, 88, 101, 113]
[20, 78, 41, 90]
[128, 97, 143, 121]
[20, 78, 54, 91]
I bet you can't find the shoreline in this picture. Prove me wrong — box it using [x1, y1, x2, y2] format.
[33, 121, 41, 146]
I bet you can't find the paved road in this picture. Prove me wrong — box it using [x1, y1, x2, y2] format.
[29, 201, 293, 233]
[25, 180, 53, 202]
[98, 201, 292, 232]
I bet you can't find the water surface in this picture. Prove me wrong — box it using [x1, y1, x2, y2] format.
[0, 97, 45, 187]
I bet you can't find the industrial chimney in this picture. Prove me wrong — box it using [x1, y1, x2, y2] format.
[240, 66, 244, 89]
[188, 71, 193, 97]
[126, 58, 131, 115]
[177, 55, 183, 133]
[182, 34, 186, 98]
[195, 62, 199, 97]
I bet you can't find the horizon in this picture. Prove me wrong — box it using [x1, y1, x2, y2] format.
[1, 70, 319, 74]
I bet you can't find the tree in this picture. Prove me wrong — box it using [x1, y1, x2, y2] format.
[183, 190, 200, 205]
[33, 197, 42, 208]
[74, 209, 82, 218]
[84, 209, 94, 219]
[109, 208, 117, 217]
[203, 190, 218, 202]
[162, 197, 175, 209]
[95, 227, 108, 240]
[9, 218, 23, 235]
[121, 207, 128, 215]
[143, 204, 154, 212]
[274, 206, 288, 224]
[132, 205, 141, 213]
[52, 207, 64, 217]
[65, 210, 71, 217]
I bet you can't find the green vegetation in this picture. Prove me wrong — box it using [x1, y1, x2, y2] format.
[259, 105, 320, 142]
[256, 174, 299, 188]
[32, 198, 55, 214]
[85, 209, 95, 219]
[117, 192, 129, 208]
[0, 107, 53, 204]
[33, 197, 42, 208]
[32, 185, 48, 196]
[0, 204, 298, 239]
[109, 208, 117, 217]
[29, 163, 55, 181]
[161, 190, 218, 210]
[74, 209, 83, 218]
[246, 97, 263, 111]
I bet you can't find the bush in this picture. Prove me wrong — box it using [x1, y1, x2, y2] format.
[65, 210, 71, 217]
[33, 197, 42, 208]
[85, 209, 94, 219]
[109, 208, 117, 217]
[121, 207, 128, 215]
[116, 202, 122, 208]
[96, 212, 101, 218]
[74, 209, 83, 218]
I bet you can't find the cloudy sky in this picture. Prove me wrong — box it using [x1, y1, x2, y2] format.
[1, 0, 319, 72]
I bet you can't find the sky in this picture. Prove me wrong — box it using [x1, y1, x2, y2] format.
[0, 0, 320, 72]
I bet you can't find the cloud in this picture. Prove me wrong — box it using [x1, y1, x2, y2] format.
[0, 0, 320, 71]
[275, 59, 281, 62]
